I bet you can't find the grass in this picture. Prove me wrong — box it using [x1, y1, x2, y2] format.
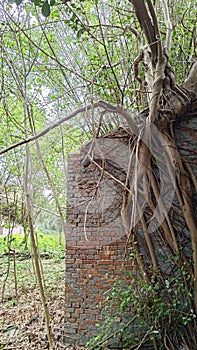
[0, 231, 65, 349]
[0, 231, 65, 254]
[0, 231, 65, 300]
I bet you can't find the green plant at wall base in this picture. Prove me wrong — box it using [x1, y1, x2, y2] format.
[87, 269, 197, 349]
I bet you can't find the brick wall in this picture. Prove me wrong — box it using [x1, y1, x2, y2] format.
[65, 239, 132, 344]
[65, 117, 197, 345]
[65, 143, 133, 344]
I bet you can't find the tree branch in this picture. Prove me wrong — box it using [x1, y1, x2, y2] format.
[0, 101, 139, 155]
[161, 0, 173, 55]
[130, 0, 158, 63]
[182, 60, 197, 95]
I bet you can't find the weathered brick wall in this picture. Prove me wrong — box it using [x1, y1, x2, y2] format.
[65, 239, 132, 344]
[65, 117, 197, 345]
[65, 148, 133, 344]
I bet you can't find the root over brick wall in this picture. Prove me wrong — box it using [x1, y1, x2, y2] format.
[65, 118, 197, 345]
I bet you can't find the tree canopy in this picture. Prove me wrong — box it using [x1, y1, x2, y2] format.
[0, 0, 196, 237]
[0, 0, 197, 348]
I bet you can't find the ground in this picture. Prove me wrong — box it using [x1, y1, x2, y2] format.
[0, 235, 81, 349]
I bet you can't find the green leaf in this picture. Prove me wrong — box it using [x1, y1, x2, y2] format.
[15, 0, 23, 4]
[32, 0, 43, 5]
[42, 1, 50, 17]
[50, 10, 60, 19]
[76, 27, 86, 38]
[50, 0, 55, 5]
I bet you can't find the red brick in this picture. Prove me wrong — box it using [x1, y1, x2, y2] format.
[82, 260, 95, 264]
[98, 260, 112, 265]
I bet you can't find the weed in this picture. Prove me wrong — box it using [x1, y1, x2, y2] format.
[0, 232, 65, 300]
[0, 231, 64, 255]
[87, 269, 197, 349]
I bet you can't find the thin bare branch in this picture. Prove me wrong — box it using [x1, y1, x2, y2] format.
[0, 101, 139, 155]
[3, 10, 93, 85]
[161, 0, 173, 55]
[95, 3, 123, 102]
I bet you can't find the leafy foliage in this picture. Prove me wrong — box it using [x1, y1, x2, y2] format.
[88, 269, 196, 349]
[0, 232, 64, 255]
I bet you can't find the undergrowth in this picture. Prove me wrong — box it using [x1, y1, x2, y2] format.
[0, 232, 65, 302]
[87, 267, 197, 349]
[0, 231, 64, 256]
